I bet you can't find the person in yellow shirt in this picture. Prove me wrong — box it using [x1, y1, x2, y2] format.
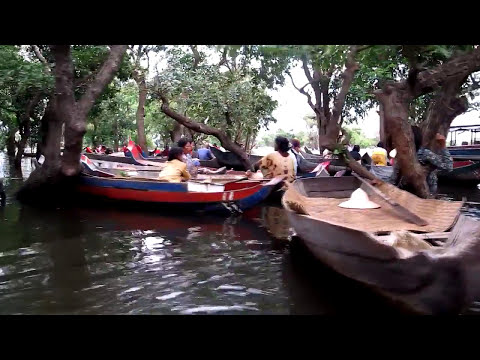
[371, 141, 388, 166]
[158, 147, 191, 183]
[256, 136, 295, 182]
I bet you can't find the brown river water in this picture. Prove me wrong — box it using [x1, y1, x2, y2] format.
[1, 153, 480, 315]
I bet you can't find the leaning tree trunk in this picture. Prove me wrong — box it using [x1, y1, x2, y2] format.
[133, 72, 148, 154]
[18, 45, 128, 203]
[159, 94, 252, 170]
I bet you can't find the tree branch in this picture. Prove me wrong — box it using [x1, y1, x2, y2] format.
[190, 45, 201, 69]
[158, 92, 252, 169]
[287, 71, 316, 111]
[301, 55, 314, 83]
[218, 47, 228, 67]
[77, 45, 128, 119]
[330, 46, 360, 125]
[31, 45, 51, 73]
[413, 47, 480, 97]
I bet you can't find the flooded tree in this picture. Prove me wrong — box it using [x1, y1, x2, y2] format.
[17, 45, 128, 202]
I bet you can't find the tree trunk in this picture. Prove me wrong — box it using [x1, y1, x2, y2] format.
[421, 81, 468, 151]
[113, 117, 119, 152]
[15, 92, 43, 169]
[378, 103, 387, 146]
[170, 122, 183, 143]
[374, 48, 480, 197]
[92, 117, 99, 147]
[36, 97, 52, 160]
[18, 45, 128, 203]
[133, 72, 148, 154]
[375, 84, 430, 198]
[6, 129, 16, 161]
[62, 45, 128, 176]
[159, 94, 252, 170]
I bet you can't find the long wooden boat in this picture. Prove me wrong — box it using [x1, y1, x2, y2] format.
[78, 155, 281, 214]
[282, 176, 480, 314]
[438, 160, 480, 184]
[210, 147, 262, 170]
[448, 146, 480, 161]
[85, 152, 219, 168]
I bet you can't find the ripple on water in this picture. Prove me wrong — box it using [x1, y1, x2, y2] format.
[177, 304, 259, 314]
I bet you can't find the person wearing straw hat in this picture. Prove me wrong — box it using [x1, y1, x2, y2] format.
[338, 188, 380, 209]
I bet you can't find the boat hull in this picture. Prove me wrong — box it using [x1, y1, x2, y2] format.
[75, 175, 278, 214]
[438, 161, 480, 184]
[210, 147, 262, 170]
[83, 152, 220, 168]
[448, 145, 480, 159]
[281, 177, 474, 314]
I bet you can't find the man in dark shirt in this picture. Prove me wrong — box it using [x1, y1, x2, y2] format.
[350, 145, 361, 161]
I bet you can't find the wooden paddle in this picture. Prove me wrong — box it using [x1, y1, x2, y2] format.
[352, 173, 428, 227]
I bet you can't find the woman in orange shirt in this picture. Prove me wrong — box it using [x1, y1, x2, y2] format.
[158, 147, 191, 183]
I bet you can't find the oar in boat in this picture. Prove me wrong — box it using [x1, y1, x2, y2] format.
[352, 173, 429, 227]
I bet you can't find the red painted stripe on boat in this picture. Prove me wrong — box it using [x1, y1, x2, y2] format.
[76, 184, 264, 203]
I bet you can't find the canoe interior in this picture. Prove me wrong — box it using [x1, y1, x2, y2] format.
[294, 176, 361, 199]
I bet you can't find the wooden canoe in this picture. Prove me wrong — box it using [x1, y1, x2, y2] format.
[438, 160, 480, 184]
[78, 155, 281, 214]
[282, 176, 480, 314]
[448, 145, 480, 160]
[76, 175, 281, 214]
[210, 147, 263, 170]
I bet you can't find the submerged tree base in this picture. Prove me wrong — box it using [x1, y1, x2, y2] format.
[16, 166, 81, 206]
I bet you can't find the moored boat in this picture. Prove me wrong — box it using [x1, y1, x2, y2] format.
[210, 147, 262, 170]
[282, 176, 480, 314]
[78, 155, 281, 214]
[438, 160, 480, 184]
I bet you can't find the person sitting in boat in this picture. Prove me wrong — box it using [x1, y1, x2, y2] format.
[198, 144, 214, 161]
[389, 126, 453, 195]
[350, 145, 361, 162]
[371, 142, 388, 166]
[255, 136, 295, 182]
[178, 138, 199, 174]
[290, 139, 308, 175]
[160, 145, 170, 157]
[136, 144, 148, 158]
[158, 147, 192, 183]
[123, 143, 132, 158]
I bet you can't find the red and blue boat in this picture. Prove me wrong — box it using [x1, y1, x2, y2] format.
[77, 155, 283, 214]
[438, 160, 480, 184]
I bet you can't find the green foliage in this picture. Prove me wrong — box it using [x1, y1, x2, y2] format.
[154, 46, 278, 146]
[343, 127, 377, 148]
[0, 45, 52, 153]
[85, 82, 137, 148]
